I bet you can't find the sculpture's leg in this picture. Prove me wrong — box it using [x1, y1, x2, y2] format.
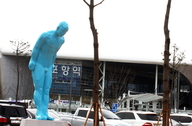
[32, 64, 47, 120]
[42, 67, 54, 120]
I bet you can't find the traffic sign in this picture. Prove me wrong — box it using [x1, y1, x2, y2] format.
[112, 103, 118, 112]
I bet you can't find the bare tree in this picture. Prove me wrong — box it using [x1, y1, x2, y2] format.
[19, 58, 34, 100]
[169, 44, 187, 73]
[83, 0, 105, 125]
[163, 0, 172, 125]
[169, 44, 187, 112]
[10, 39, 31, 103]
[104, 63, 135, 108]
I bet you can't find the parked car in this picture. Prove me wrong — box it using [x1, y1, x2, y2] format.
[0, 103, 28, 126]
[170, 113, 192, 126]
[60, 107, 132, 126]
[116, 110, 180, 126]
[27, 109, 71, 126]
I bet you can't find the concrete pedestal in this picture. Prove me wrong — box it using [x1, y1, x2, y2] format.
[20, 119, 69, 126]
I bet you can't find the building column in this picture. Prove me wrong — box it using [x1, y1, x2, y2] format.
[153, 65, 158, 112]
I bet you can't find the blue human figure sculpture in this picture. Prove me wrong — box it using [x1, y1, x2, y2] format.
[28, 21, 69, 120]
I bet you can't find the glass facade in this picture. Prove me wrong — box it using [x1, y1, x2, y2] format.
[49, 60, 192, 109]
[2, 55, 192, 110]
[51, 61, 82, 95]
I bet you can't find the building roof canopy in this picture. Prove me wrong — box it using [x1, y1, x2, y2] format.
[129, 93, 163, 103]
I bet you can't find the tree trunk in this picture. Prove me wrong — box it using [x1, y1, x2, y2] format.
[89, 0, 99, 125]
[163, 0, 172, 125]
[16, 49, 20, 104]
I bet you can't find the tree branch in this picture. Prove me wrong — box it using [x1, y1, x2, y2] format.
[94, 0, 105, 7]
[83, 0, 90, 6]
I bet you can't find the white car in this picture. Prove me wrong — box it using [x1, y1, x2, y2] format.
[170, 113, 192, 126]
[116, 110, 180, 126]
[61, 107, 132, 126]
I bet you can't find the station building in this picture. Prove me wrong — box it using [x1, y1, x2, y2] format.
[0, 48, 192, 111]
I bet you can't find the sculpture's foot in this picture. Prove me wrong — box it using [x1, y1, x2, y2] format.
[36, 114, 47, 120]
[46, 116, 54, 120]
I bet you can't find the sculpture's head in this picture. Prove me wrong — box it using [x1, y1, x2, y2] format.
[55, 21, 69, 37]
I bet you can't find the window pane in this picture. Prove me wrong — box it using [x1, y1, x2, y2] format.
[77, 110, 87, 117]
[137, 114, 158, 121]
[171, 116, 192, 123]
[2, 106, 27, 117]
[116, 112, 135, 119]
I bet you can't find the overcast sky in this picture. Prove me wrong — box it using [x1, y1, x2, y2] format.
[0, 0, 192, 64]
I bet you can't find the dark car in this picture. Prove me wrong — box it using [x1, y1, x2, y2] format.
[0, 103, 28, 126]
